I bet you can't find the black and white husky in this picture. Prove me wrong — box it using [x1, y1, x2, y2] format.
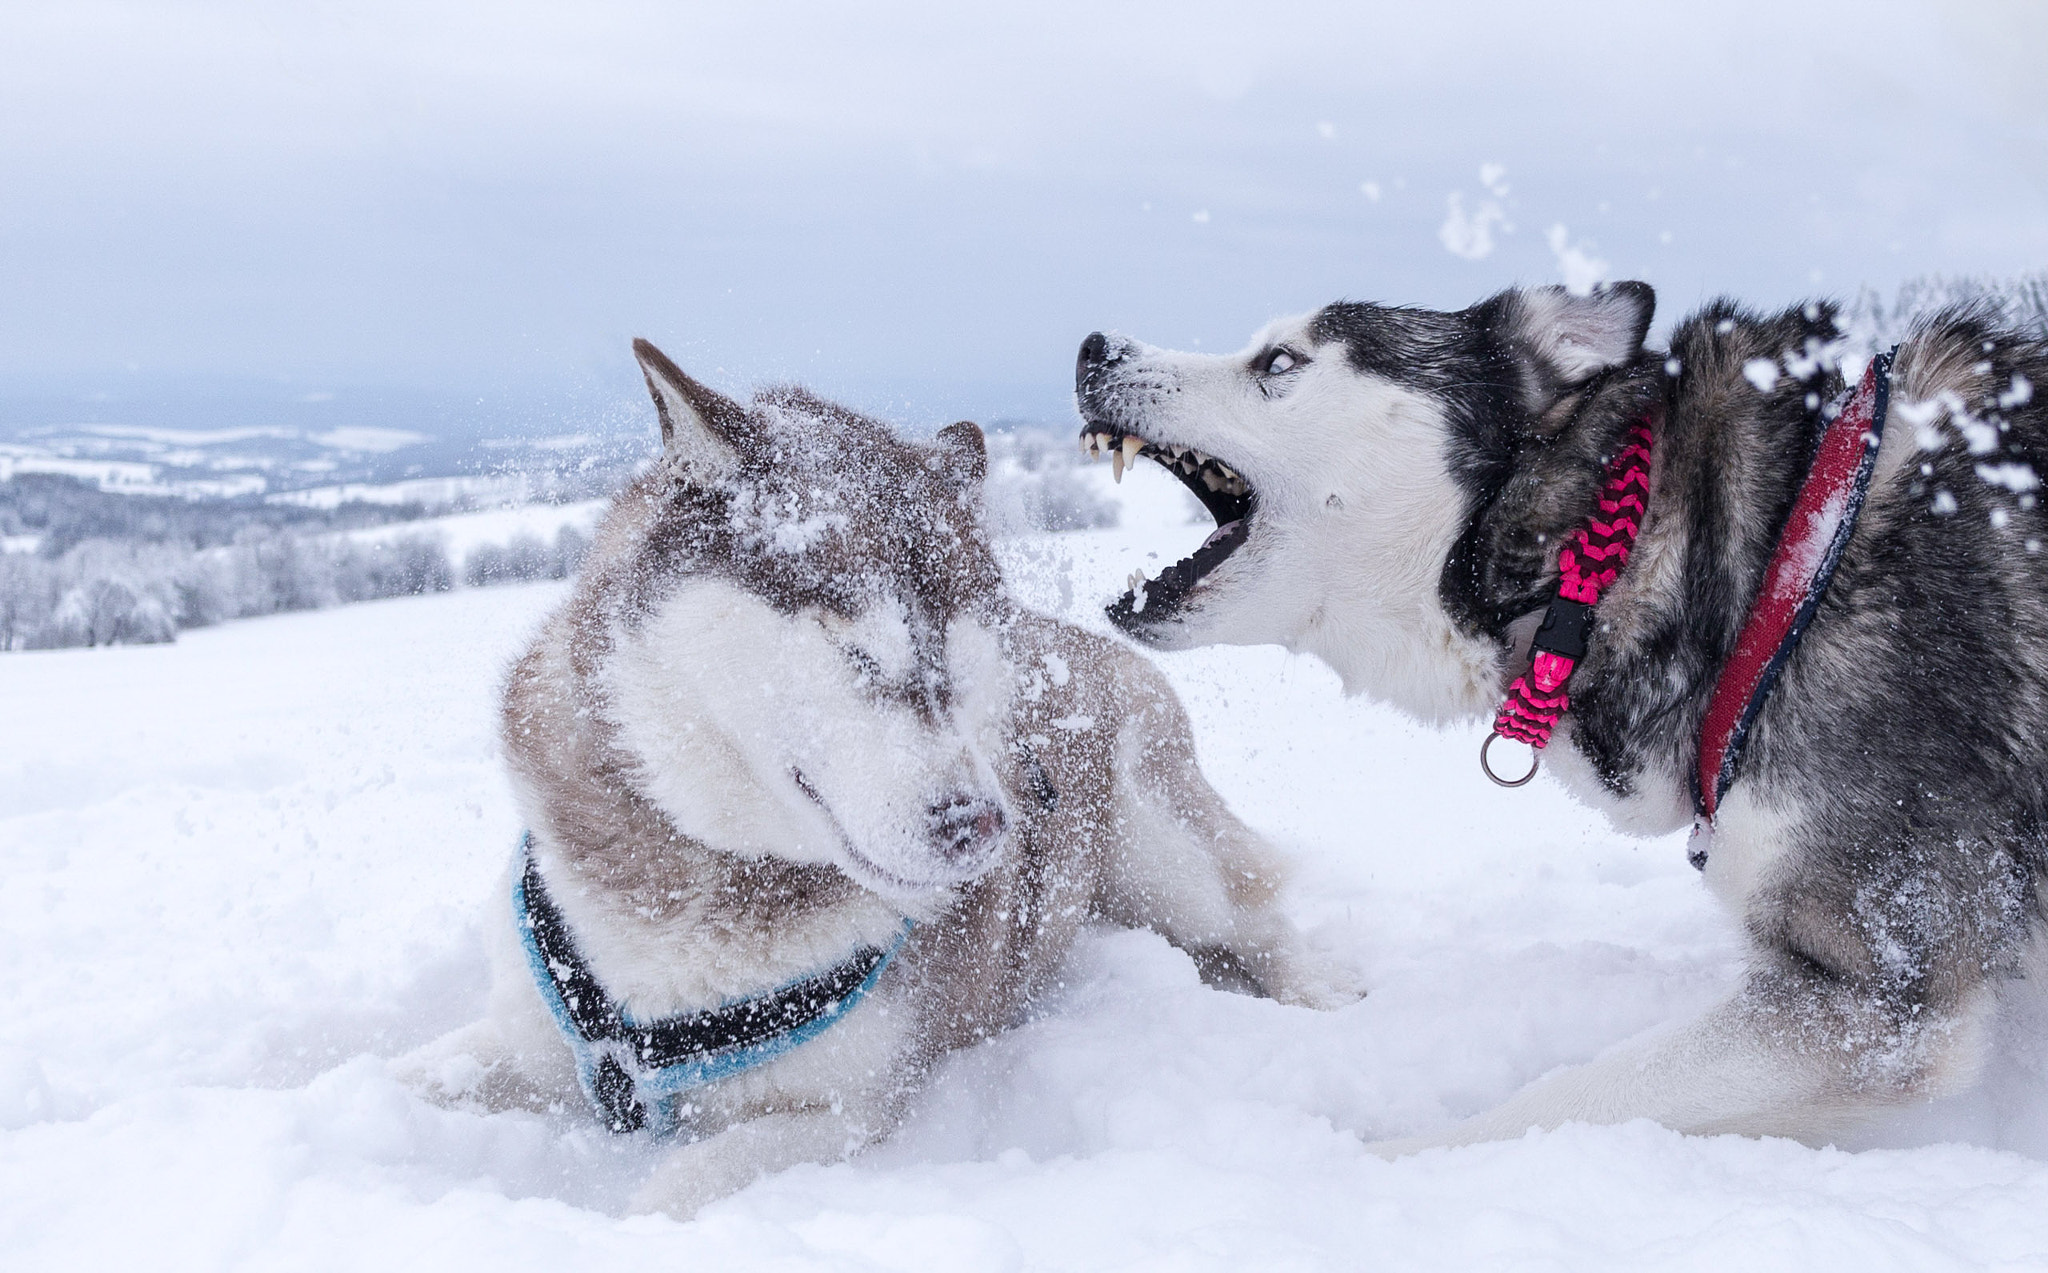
[1074, 284, 2048, 1149]
[397, 341, 1352, 1214]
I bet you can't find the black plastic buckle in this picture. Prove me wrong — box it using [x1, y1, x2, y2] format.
[1531, 596, 1595, 661]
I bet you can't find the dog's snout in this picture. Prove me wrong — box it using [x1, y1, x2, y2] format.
[928, 794, 1006, 861]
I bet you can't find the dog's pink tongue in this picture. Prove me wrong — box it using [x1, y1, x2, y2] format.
[1201, 521, 1241, 550]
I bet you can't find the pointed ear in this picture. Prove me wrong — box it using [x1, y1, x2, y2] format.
[932, 420, 988, 490]
[1496, 282, 1655, 405]
[632, 338, 753, 460]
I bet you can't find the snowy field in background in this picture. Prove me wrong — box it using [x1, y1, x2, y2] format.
[344, 497, 608, 563]
[9, 482, 2048, 1268]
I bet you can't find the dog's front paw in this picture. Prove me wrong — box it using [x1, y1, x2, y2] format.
[390, 1019, 577, 1115]
[629, 1141, 758, 1220]
[1272, 970, 1368, 1012]
[390, 1020, 508, 1108]
[1265, 946, 1370, 1011]
[629, 1109, 866, 1219]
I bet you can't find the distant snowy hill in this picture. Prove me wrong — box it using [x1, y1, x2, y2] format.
[0, 416, 637, 506]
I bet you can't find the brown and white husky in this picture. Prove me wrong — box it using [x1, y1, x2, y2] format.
[396, 339, 1357, 1215]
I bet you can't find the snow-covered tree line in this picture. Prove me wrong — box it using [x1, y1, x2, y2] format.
[461, 528, 591, 588]
[0, 523, 597, 650]
[981, 425, 1119, 535]
[1843, 272, 2048, 350]
[0, 473, 596, 650]
[0, 530, 445, 650]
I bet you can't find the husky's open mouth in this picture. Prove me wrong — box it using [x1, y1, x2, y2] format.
[1079, 427, 1255, 630]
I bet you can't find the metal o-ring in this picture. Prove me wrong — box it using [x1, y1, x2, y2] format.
[1480, 730, 1539, 788]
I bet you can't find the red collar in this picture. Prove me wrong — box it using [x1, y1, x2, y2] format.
[1687, 351, 1893, 865]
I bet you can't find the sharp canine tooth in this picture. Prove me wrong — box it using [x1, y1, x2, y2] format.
[1121, 436, 1142, 466]
[1112, 447, 1126, 482]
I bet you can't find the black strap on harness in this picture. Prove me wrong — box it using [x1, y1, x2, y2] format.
[518, 848, 895, 1133]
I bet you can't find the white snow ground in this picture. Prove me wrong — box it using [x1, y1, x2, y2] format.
[9, 473, 2048, 1269]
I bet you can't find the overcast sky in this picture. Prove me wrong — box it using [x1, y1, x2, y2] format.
[4, 0, 2045, 426]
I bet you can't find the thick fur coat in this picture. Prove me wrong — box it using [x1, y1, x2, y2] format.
[1073, 284, 2048, 1146]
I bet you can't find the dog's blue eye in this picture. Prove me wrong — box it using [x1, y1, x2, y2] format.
[1266, 350, 1298, 374]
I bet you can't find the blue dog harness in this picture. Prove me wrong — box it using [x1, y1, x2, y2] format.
[513, 833, 911, 1134]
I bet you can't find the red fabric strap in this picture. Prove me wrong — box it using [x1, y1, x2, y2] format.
[1695, 353, 1892, 821]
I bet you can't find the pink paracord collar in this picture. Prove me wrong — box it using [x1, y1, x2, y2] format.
[1481, 419, 1655, 786]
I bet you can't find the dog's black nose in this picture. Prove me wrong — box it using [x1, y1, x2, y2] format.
[929, 795, 1006, 861]
[1077, 331, 1115, 386]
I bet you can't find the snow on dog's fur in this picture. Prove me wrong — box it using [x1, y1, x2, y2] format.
[397, 340, 1354, 1215]
[1074, 286, 2048, 1149]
